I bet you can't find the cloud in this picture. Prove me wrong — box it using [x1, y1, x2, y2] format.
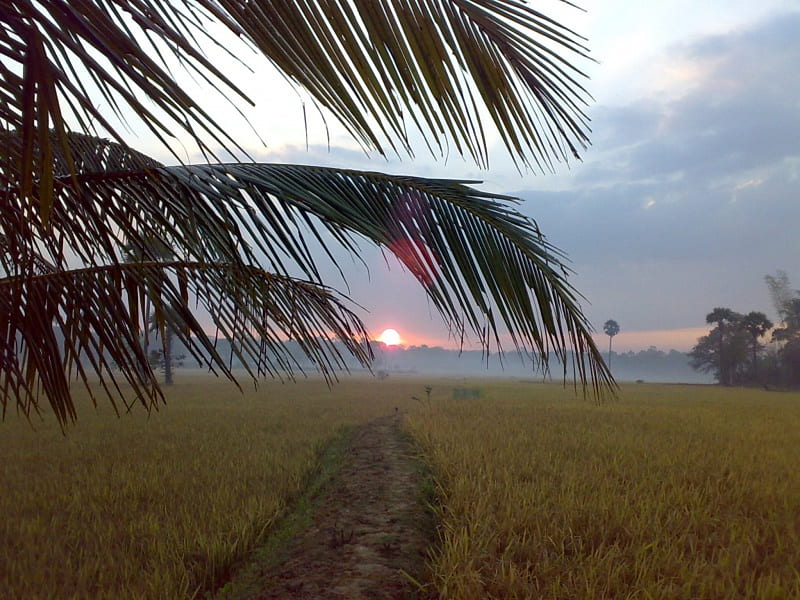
[586, 13, 800, 185]
[510, 12, 800, 334]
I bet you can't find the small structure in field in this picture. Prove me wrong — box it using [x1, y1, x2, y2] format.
[452, 387, 481, 400]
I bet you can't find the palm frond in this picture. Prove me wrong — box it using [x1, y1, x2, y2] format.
[2, 0, 592, 198]
[167, 162, 609, 389]
[0, 260, 371, 426]
[7, 132, 610, 397]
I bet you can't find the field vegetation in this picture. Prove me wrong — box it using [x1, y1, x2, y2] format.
[4, 377, 800, 599]
[408, 381, 800, 599]
[0, 376, 418, 599]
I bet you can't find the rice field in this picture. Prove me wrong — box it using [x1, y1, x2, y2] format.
[0, 375, 418, 599]
[3, 376, 800, 598]
[407, 381, 800, 599]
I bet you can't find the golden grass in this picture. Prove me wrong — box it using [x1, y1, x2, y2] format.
[6, 376, 800, 599]
[406, 381, 800, 599]
[0, 374, 419, 599]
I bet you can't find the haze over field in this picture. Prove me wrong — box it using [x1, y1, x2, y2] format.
[167, 337, 711, 384]
[130, 1, 799, 355]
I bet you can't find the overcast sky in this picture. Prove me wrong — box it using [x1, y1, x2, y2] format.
[137, 1, 800, 352]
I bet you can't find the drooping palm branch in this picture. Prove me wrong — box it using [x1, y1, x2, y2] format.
[2, 1, 614, 424]
[3, 0, 592, 207]
[1, 133, 611, 423]
[0, 259, 371, 423]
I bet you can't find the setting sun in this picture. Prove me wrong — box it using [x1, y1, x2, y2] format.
[378, 328, 401, 346]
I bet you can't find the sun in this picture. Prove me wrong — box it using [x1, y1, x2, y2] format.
[378, 328, 401, 346]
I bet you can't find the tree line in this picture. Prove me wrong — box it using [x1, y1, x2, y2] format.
[689, 271, 800, 387]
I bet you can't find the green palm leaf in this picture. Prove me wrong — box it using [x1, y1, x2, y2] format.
[2, 0, 613, 425]
[0, 259, 371, 425]
[2, 133, 611, 424]
[3, 0, 592, 204]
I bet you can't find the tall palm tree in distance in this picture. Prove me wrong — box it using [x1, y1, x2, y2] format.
[1, 1, 614, 425]
[120, 235, 177, 384]
[603, 319, 620, 368]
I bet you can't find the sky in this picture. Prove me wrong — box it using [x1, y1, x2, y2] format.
[135, 0, 800, 353]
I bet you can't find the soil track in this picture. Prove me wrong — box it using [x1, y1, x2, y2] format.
[251, 412, 435, 599]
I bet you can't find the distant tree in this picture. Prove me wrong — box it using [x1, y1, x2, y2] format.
[772, 298, 800, 340]
[121, 237, 181, 385]
[738, 312, 773, 383]
[764, 272, 800, 387]
[706, 307, 740, 330]
[772, 298, 800, 386]
[690, 326, 749, 385]
[689, 335, 716, 378]
[603, 319, 620, 367]
[692, 308, 744, 385]
[765, 271, 795, 319]
[146, 311, 187, 386]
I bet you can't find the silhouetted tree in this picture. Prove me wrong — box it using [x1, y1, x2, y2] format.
[603, 319, 620, 367]
[692, 308, 743, 385]
[765, 271, 795, 319]
[772, 299, 800, 341]
[121, 237, 181, 385]
[690, 326, 749, 385]
[771, 298, 800, 386]
[146, 312, 186, 385]
[738, 312, 773, 383]
[763, 271, 800, 386]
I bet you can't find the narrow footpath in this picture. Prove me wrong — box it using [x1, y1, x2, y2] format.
[248, 413, 436, 599]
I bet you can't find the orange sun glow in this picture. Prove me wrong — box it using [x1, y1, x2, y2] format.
[378, 328, 401, 346]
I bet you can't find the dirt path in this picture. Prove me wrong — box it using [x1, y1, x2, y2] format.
[249, 413, 435, 599]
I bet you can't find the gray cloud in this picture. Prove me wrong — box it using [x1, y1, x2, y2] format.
[512, 12, 800, 333]
[582, 13, 800, 186]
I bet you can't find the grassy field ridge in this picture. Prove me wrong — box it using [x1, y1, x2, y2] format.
[407, 382, 800, 599]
